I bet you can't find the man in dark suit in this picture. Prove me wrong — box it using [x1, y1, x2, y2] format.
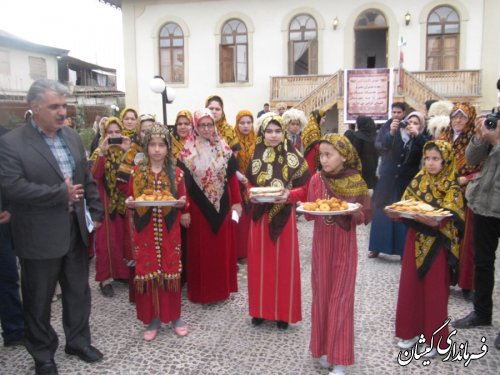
[0, 79, 104, 375]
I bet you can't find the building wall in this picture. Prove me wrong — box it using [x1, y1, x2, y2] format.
[0, 47, 59, 94]
[121, 0, 493, 125]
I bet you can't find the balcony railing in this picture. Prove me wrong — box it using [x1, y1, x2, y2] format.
[270, 74, 331, 102]
[410, 70, 481, 97]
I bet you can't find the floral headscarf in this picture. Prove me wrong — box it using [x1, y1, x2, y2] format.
[171, 110, 193, 160]
[439, 102, 482, 179]
[402, 140, 464, 281]
[234, 109, 256, 175]
[90, 116, 127, 217]
[205, 95, 241, 151]
[318, 134, 370, 230]
[119, 107, 139, 138]
[249, 114, 310, 241]
[179, 109, 233, 212]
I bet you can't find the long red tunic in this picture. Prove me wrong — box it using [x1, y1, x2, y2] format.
[92, 155, 129, 281]
[129, 169, 185, 324]
[247, 185, 306, 324]
[186, 174, 241, 304]
[306, 173, 366, 366]
[395, 229, 450, 350]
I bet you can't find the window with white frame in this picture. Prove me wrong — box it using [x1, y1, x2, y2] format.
[159, 22, 184, 83]
[29, 56, 47, 79]
[220, 19, 248, 83]
[288, 14, 318, 75]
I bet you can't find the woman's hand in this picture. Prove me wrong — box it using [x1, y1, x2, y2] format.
[180, 213, 191, 228]
[120, 136, 132, 151]
[125, 196, 135, 209]
[232, 203, 243, 217]
[413, 214, 439, 228]
[384, 207, 401, 221]
[175, 195, 186, 208]
[274, 189, 290, 204]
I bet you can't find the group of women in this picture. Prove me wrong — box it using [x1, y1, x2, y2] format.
[86, 96, 481, 373]
[88, 99, 375, 374]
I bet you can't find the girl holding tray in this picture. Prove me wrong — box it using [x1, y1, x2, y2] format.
[304, 134, 371, 375]
[247, 114, 310, 330]
[125, 124, 189, 341]
[390, 140, 464, 357]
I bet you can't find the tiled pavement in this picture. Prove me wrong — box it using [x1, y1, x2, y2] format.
[1, 217, 499, 374]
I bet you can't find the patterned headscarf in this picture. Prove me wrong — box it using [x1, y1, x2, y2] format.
[171, 110, 193, 160]
[249, 114, 310, 241]
[90, 116, 127, 217]
[302, 109, 325, 168]
[205, 95, 241, 151]
[119, 107, 139, 138]
[402, 140, 464, 281]
[439, 102, 482, 179]
[179, 108, 233, 212]
[234, 110, 256, 175]
[318, 134, 370, 230]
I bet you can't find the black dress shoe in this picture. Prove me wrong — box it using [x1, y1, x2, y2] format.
[35, 359, 58, 375]
[99, 282, 114, 298]
[276, 321, 289, 330]
[65, 345, 103, 363]
[452, 311, 491, 329]
[251, 317, 264, 326]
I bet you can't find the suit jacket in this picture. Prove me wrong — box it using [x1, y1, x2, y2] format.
[0, 121, 103, 259]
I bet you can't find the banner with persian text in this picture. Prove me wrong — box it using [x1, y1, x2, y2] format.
[344, 68, 393, 123]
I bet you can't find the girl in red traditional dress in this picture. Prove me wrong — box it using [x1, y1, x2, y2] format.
[234, 109, 256, 261]
[305, 134, 371, 375]
[126, 124, 188, 340]
[392, 140, 464, 357]
[90, 117, 132, 297]
[247, 114, 310, 330]
[178, 109, 242, 304]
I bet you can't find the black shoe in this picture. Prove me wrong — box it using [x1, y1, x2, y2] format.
[462, 289, 474, 302]
[65, 345, 103, 363]
[4, 338, 24, 347]
[35, 359, 58, 375]
[495, 332, 500, 350]
[251, 317, 264, 326]
[99, 282, 114, 298]
[452, 311, 491, 329]
[276, 321, 289, 330]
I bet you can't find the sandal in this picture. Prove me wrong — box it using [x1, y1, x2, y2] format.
[143, 329, 158, 341]
[173, 325, 188, 337]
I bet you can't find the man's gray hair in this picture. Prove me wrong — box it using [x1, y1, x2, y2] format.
[27, 79, 69, 104]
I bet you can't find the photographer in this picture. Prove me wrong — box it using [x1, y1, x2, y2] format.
[452, 111, 500, 350]
[368, 111, 430, 258]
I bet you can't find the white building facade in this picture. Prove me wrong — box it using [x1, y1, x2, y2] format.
[117, 0, 500, 126]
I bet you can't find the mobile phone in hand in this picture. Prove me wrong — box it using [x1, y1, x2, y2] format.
[108, 137, 123, 145]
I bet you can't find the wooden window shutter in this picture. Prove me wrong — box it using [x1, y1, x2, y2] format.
[309, 39, 318, 74]
[220, 45, 235, 83]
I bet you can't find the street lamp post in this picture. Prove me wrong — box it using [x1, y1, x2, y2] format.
[149, 75, 176, 126]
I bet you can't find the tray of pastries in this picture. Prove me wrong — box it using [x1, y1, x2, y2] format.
[385, 199, 452, 221]
[249, 186, 284, 203]
[133, 189, 180, 206]
[296, 197, 359, 216]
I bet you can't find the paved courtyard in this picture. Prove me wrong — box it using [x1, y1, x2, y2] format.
[1, 218, 499, 374]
